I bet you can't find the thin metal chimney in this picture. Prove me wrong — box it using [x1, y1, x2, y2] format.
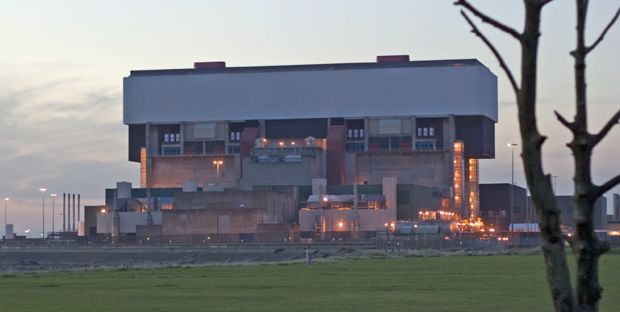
[62, 193, 66, 233]
[78, 194, 81, 224]
[72, 194, 76, 232]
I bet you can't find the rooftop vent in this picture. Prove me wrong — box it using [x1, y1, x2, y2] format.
[194, 61, 226, 69]
[376, 55, 410, 63]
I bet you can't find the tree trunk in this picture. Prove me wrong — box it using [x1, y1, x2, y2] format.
[518, 2, 574, 310]
[456, 1, 619, 310]
[570, 1, 609, 310]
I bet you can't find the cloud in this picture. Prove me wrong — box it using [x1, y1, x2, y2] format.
[0, 71, 137, 212]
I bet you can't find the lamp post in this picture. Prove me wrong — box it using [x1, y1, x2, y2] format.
[213, 160, 223, 185]
[4, 197, 8, 233]
[507, 143, 517, 237]
[213, 160, 223, 203]
[51, 194, 57, 236]
[39, 188, 47, 238]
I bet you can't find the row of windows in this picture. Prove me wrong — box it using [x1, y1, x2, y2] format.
[229, 131, 242, 142]
[415, 141, 435, 151]
[163, 133, 180, 143]
[163, 147, 181, 155]
[347, 128, 365, 140]
[346, 142, 365, 153]
[416, 127, 435, 137]
[368, 136, 412, 152]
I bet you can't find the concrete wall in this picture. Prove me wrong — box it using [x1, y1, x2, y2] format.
[148, 155, 240, 188]
[396, 184, 447, 220]
[174, 190, 296, 224]
[84, 205, 105, 236]
[239, 153, 324, 188]
[124, 61, 497, 124]
[161, 209, 263, 235]
[299, 208, 395, 232]
[97, 212, 162, 234]
[354, 151, 450, 187]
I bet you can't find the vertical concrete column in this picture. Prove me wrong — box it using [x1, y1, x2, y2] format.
[363, 117, 370, 152]
[382, 177, 398, 220]
[446, 115, 456, 148]
[312, 178, 327, 197]
[179, 122, 185, 155]
[112, 211, 120, 243]
[326, 125, 346, 185]
[145, 123, 151, 155]
[411, 117, 417, 151]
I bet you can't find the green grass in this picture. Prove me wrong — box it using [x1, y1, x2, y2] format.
[1, 254, 619, 311]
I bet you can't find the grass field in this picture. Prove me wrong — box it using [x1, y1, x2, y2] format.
[1, 253, 619, 312]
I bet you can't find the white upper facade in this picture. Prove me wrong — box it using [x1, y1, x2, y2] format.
[123, 59, 497, 124]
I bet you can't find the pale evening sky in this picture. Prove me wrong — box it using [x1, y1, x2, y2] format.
[0, 0, 618, 235]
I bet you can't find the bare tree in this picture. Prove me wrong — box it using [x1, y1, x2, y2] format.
[454, 0, 620, 311]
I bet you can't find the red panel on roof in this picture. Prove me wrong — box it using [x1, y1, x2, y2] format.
[194, 61, 226, 69]
[376, 55, 410, 63]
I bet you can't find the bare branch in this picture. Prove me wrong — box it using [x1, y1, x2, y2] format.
[593, 109, 620, 146]
[596, 174, 620, 198]
[554, 111, 575, 131]
[459, 11, 520, 94]
[454, 0, 522, 41]
[586, 6, 620, 54]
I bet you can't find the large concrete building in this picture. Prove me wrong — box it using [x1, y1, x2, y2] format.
[98, 56, 498, 241]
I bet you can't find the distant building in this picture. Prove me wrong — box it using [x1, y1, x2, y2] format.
[479, 183, 528, 231]
[527, 195, 607, 230]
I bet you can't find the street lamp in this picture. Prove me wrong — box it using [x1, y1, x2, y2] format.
[39, 188, 47, 238]
[51, 193, 57, 236]
[507, 143, 518, 236]
[213, 160, 223, 185]
[4, 197, 8, 232]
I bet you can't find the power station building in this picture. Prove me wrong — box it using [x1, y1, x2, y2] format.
[98, 56, 498, 242]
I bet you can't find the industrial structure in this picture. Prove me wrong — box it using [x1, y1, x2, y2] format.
[93, 55, 498, 242]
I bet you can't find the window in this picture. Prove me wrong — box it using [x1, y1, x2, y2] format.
[346, 119, 365, 141]
[184, 141, 203, 155]
[229, 131, 241, 143]
[163, 133, 179, 143]
[415, 141, 435, 151]
[163, 147, 180, 155]
[205, 141, 225, 155]
[417, 127, 435, 138]
[228, 145, 240, 154]
[346, 142, 365, 153]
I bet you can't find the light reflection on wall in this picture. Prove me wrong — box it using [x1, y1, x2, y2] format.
[452, 141, 464, 212]
[468, 158, 479, 220]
